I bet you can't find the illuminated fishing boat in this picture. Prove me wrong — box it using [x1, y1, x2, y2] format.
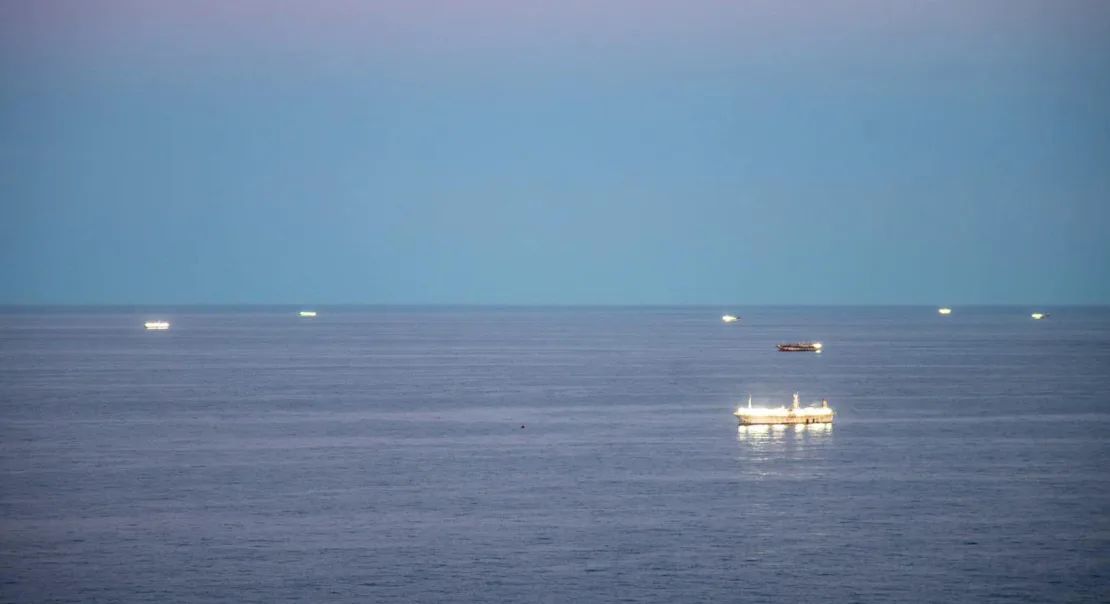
[298, 310, 317, 318]
[777, 342, 822, 352]
[721, 314, 739, 323]
[938, 307, 952, 315]
[734, 393, 834, 426]
[144, 321, 170, 331]
[1031, 312, 1048, 320]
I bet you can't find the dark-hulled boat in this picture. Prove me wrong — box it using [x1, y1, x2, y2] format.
[777, 342, 822, 352]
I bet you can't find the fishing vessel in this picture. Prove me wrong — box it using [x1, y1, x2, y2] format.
[721, 314, 739, 323]
[777, 342, 822, 352]
[734, 393, 834, 426]
[144, 321, 170, 331]
[298, 310, 317, 318]
[938, 307, 952, 315]
[1031, 312, 1048, 320]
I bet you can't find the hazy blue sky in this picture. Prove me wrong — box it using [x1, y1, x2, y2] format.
[2, 1, 1108, 304]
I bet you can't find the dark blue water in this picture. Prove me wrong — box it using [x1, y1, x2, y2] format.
[2, 307, 1108, 603]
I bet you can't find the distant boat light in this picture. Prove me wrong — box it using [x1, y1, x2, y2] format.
[298, 311, 317, 318]
[721, 314, 739, 323]
[938, 307, 952, 315]
[144, 321, 170, 330]
[1031, 312, 1047, 320]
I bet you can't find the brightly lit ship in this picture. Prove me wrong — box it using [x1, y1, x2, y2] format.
[144, 321, 170, 330]
[721, 314, 739, 323]
[298, 310, 317, 318]
[938, 307, 952, 315]
[734, 393, 834, 426]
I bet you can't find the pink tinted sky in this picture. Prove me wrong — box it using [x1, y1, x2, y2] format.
[4, 1, 1103, 63]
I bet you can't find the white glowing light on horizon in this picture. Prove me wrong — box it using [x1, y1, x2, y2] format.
[144, 321, 170, 330]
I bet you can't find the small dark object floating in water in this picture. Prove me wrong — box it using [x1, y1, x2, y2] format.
[777, 342, 823, 352]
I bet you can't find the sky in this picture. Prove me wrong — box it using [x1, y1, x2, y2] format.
[2, 0, 1109, 305]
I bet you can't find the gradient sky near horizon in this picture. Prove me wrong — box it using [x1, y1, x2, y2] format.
[2, 1, 1109, 304]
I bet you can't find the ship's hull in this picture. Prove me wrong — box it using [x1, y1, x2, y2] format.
[735, 414, 834, 425]
[777, 345, 820, 352]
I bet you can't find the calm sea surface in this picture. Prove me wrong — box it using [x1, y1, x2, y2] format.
[1, 306, 1108, 603]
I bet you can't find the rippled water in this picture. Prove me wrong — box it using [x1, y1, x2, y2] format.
[1, 306, 1108, 603]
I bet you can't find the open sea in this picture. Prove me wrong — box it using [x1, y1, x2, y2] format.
[1, 306, 1108, 603]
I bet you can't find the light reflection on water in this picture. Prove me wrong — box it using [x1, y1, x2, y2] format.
[736, 423, 834, 469]
[737, 422, 832, 441]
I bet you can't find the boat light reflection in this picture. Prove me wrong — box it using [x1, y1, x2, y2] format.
[737, 422, 832, 440]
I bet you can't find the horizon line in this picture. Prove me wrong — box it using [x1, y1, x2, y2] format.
[1, 303, 1104, 309]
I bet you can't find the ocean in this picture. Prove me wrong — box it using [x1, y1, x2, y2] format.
[1, 306, 1108, 603]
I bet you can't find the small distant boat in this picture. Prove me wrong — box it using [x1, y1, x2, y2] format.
[298, 310, 317, 318]
[144, 321, 170, 331]
[938, 307, 952, 315]
[777, 342, 822, 353]
[735, 393, 834, 426]
[1031, 312, 1048, 320]
[721, 314, 739, 323]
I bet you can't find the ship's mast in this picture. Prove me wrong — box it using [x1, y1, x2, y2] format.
[792, 393, 800, 409]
